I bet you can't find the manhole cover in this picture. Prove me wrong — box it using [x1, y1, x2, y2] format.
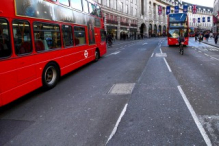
[155, 53, 167, 57]
[108, 83, 135, 95]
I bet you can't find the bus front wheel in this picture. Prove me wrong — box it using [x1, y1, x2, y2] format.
[42, 63, 60, 90]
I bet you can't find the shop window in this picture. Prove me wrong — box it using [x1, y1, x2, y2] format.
[0, 19, 11, 58]
[74, 26, 86, 46]
[62, 25, 73, 47]
[12, 20, 32, 55]
[71, 0, 82, 11]
[33, 22, 61, 52]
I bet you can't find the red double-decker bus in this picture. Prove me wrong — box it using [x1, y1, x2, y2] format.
[167, 13, 189, 46]
[0, 0, 107, 106]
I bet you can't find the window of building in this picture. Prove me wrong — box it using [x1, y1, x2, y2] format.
[126, 5, 128, 13]
[82, 0, 89, 13]
[71, 0, 82, 11]
[62, 25, 73, 47]
[74, 26, 86, 46]
[89, 2, 97, 16]
[59, 0, 69, 6]
[96, 6, 102, 17]
[98, 0, 102, 4]
[33, 22, 61, 52]
[107, 0, 110, 7]
[13, 20, 32, 55]
[0, 19, 11, 58]
[120, 2, 123, 12]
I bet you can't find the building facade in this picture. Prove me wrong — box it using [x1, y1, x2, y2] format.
[95, 0, 138, 40]
[213, 0, 219, 33]
[95, 0, 213, 39]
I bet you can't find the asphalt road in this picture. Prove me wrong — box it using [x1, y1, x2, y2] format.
[0, 38, 219, 146]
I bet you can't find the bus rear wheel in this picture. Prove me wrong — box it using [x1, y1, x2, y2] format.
[94, 50, 100, 62]
[42, 63, 59, 90]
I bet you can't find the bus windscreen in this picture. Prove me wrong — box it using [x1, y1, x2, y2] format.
[169, 13, 187, 22]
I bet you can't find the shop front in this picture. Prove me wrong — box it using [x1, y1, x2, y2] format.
[120, 27, 129, 40]
[106, 25, 117, 39]
[130, 28, 137, 39]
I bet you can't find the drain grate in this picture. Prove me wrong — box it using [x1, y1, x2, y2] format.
[108, 83, 135, 95]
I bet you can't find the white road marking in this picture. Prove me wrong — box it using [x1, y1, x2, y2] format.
[163, 58, 172, 72]
[143, 43, 148, 45]
[151, 53, 154, 57]
[106, 103, 128, 144]
[106, 51, 121, 57]
[160, 48, 163, 53]
[210, 56, 219, 61]
[177, 86, 212, 146]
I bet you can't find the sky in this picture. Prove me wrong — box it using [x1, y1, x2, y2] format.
[182, 0, 214, 7]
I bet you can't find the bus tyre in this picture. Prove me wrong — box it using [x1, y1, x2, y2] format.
[94, 50, 99, 62]
[42, 63, 59, 90]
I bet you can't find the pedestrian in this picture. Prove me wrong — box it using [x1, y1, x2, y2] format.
[214, 33, 218, 44]
[198, 33, 203, 44]
[206, 33, 209, 42]
[210, 32, 213, 38]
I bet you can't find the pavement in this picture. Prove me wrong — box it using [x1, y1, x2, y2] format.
[202, 38, 219, 48]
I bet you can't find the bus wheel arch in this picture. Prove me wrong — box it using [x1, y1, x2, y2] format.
[94, 48, 100, 62]
[42, 61, 60, 90]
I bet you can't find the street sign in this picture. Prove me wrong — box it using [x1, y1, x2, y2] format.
[192, 5, 197, 14]
[166, 6, 170, 15]
[158, 5, 162, 15]
[183, 5, 188, 13]
[193, 18, 196, 23]
[175, 6, 179, 13]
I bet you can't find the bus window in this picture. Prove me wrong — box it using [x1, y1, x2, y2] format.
[62, 25, 73, 47]
[100, 29, 106, 42]
[12, 20, 32, 55]
[71, 0, 82, 11]
[33, 22, 61, 51]
[82, 0, 89, 13]
[96, 6, 102, 17]
[89, 3, 97, 16]
[74, 26, 86, 46]
[59, 0, 70, 6]
[0, 19, 11, 58]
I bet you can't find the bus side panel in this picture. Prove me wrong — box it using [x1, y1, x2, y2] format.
[0, 0, 15, 18]
[59, 46, 96, 76]
[0, 77, 41, 106]
[94, 28, 106, 57]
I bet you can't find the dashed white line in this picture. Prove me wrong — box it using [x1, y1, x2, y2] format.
[160, 48, 163, 53]
[163, 58, 172, 72]
[106, 51, 121, 57]
[210, 56, 219, 61]
[177, 86, 212, 146]
[106, 103, 128, 144]
[151, 53, 154, 57]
